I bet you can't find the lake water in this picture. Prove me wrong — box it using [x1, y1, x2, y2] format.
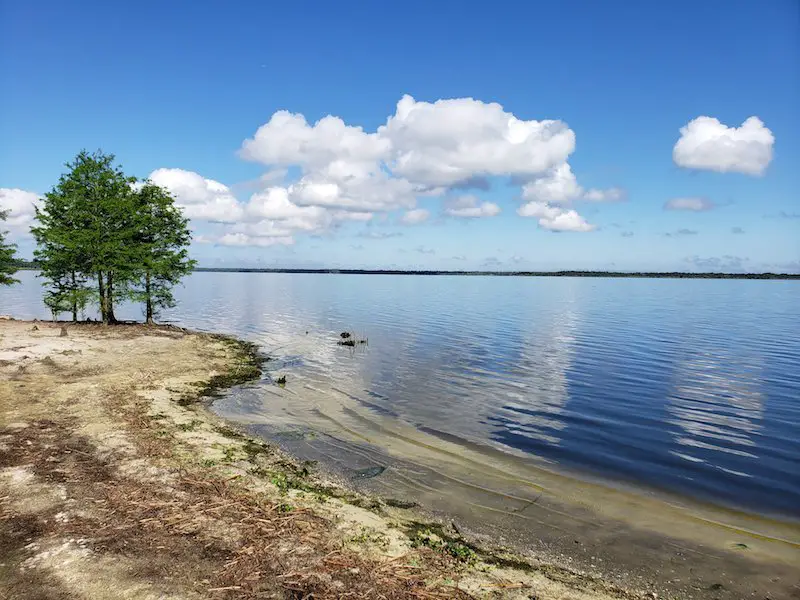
[3, 270, 799, 519]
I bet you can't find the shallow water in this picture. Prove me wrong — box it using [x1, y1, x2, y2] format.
[4, 270, 799, 519]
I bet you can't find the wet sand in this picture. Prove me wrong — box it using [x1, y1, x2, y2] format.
[214, 376, 800, 599]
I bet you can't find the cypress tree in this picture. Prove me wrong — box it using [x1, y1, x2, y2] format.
[131, 183, 196, 324]
[33, 150, 137, 324]
[32, 186, 89, 321]
[0, 210, 19, 287]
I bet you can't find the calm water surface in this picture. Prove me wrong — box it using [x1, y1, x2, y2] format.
[4, 271, 799, 518]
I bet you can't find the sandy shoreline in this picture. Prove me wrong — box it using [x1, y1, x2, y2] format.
[0, 320, 797, 599]
[216, 368, 800, 599]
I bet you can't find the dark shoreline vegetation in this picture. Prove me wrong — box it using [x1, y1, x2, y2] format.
[11, 260, 800, 279]
[196, 268, 800, 279]
[180, 332, 266, 405]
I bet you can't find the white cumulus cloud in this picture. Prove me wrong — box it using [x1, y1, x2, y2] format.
[240, 111, 390, 170]
[147, 167, 384, 247]
[4, 96, 625, 249]
[196, 218, 299, 248]
[540, 210, 596, 232]
[380, 95, 575, 188]
[517, 201, 596, 232]
[148, 168, 243, 223]
[517, 163, 621, 230]
[288, 172, 415, 212]
[245, 187, 329, 231]
[0, 188, 41, 231]
[522, 163, 624, 204]
[238, 95, 613, 236]
[673, 116, 774, 176]
[239, 109, 413, 214]
[521, 163, 583, 204]
[444, 195, 501, 218]
[146, 94, 625, 245]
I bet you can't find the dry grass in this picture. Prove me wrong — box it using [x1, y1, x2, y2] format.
[112, 387, 475, 599]
[0, 413, 474, 600]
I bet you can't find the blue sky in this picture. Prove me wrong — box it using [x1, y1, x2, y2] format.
[1, 0, 798, 272]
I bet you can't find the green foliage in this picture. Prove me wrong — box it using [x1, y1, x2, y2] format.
[31, 172, 88, 321]
[43, 283, 93, 321]
[346, 526, 390, 548]
[270, 471, 292, 492]
[129, 183, 196, 323]
[32, 150, 137, 322]
[410, 528, 478, 565]
[0, 210, 19, 286]
[176, 419, 204, 432]
[32, 150, 195, 323]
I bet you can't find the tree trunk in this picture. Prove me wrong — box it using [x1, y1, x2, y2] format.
[98, 271, 107, 324]
[145, 271, 153, 325]
[70, 271, 78, 322]
[106, 272, 117, 324]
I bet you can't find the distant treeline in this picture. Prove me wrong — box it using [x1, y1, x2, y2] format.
[13, 259, 40, 269]
[14, 262, 798, 280]
[191, 268, 799, 280]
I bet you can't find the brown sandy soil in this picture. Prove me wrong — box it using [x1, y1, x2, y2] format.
[0, 319, 647, 600]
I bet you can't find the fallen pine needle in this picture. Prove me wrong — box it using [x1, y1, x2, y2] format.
[208, 585, 243, 591]
[482, 582, 529, 589]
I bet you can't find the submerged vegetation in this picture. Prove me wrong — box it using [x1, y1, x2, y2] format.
[338, 330, 368, 347]
[177, 333, 266, 405]
[338, 338, 368, 347]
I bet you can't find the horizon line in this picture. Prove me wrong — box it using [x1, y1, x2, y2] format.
[191, 267, 798, 279]
[13, 261, 798, 279]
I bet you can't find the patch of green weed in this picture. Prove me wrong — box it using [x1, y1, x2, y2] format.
[347, 526, 390, 549]
[408, 525, 477, 565]
[177, 419, 204, 432]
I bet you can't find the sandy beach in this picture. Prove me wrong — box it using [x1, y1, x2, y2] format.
[1, 320, 797, 599]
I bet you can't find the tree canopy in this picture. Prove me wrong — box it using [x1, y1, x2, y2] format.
[0, 210, 19, 287]
[32, 150, 195, 323]
[130, 182, 196, 323]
